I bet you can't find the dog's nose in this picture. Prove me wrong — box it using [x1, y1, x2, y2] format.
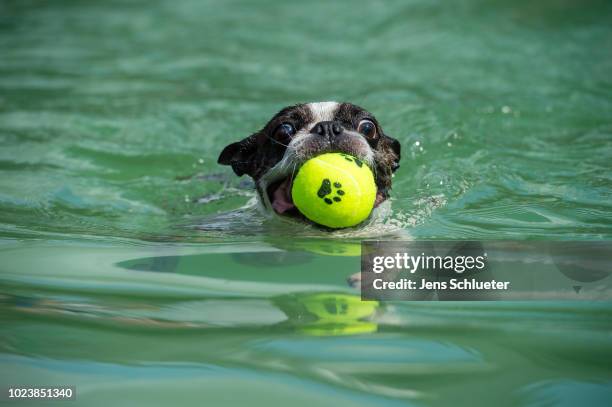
[311, 121, 343, 138]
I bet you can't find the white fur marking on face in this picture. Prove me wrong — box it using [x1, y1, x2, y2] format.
[307, 101, 339, 129]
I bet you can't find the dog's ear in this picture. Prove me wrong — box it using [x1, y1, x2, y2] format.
[383, 134, 401, 172]
[218, 134, 258, 177]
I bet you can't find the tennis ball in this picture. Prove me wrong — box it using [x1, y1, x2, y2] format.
[291, 153, 376, 228]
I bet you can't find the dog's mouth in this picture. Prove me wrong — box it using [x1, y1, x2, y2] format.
[266, 174, 386, 221]
[267, 176, 302, 219]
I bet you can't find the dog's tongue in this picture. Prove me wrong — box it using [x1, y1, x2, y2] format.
[271, 177, 295, 214]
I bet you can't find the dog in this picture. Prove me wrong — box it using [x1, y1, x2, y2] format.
[218, 102, 401, 225]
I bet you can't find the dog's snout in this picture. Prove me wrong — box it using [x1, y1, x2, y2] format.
[311, 121, 343, 138]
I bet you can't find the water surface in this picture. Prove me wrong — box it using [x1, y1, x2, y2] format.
[1, 0, 612, 405]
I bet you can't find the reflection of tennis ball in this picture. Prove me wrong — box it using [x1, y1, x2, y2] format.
[300, 293, 379, 322]
[298, 293, 379, 336]
[287, 239, 362, 257]
[291, 153, 376, 228]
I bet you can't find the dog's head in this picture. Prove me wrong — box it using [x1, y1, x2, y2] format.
[218, 102, 401, 222]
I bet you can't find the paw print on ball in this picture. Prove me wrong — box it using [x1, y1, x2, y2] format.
[339, 153, 363, 168]
[317, 179, 345, 205]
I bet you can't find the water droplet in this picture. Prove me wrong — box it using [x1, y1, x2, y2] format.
[501, 106, 512, 114]
[415, 141, 420, 146]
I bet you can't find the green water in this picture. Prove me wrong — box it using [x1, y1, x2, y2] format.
[1, 0, 612, 405]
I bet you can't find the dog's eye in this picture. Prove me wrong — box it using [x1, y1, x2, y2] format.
[274, 123, 296, 139]
[357, 119, 377, 139]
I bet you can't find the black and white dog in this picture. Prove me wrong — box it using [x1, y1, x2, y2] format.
[218, 102, 401, 224]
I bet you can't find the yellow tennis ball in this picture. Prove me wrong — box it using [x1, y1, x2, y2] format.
[291, 153, 376, 228]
